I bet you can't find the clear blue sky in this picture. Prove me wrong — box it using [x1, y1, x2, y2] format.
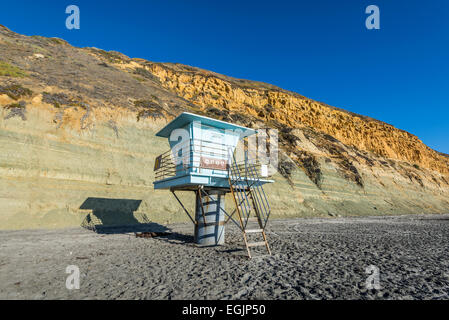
[1, 0, 448, 153]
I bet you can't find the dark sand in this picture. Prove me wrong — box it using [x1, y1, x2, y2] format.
[1, 214, 448, 299]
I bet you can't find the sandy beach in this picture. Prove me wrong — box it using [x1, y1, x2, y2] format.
[1, 214, 448, 300]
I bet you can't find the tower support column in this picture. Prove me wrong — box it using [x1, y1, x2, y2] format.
[194, 189, 226, 245]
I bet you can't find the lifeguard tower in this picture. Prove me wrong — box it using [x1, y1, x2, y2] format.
[153, 112, 274, 258]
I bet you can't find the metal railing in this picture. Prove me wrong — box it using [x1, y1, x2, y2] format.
[154, 139, 233, 181]
[154, 139, 270, 182]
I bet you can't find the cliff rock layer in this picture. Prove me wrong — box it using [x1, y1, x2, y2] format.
[0, 25, 448, 229]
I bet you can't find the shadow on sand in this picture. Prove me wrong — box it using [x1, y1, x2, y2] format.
[79, 197, 194, 243]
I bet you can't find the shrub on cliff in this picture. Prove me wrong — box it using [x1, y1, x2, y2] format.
[3, 101, 27, 120]
[0, 84, 33, 100]
[134, 99, 164, 121]
[42, 92, 72, 108]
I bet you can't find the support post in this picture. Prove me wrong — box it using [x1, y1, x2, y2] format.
[194, 189, 226, 245]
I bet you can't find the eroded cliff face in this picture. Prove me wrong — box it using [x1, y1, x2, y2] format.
[0, 25, 448, 230]
[142, 62, 449, 175]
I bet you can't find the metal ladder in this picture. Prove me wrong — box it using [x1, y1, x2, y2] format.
[228, 150, 271, 258]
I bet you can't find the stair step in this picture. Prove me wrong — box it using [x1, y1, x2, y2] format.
[247, 241, 267, 247]
[244, 229, 263, 233]
[247, 217, 259, 222]
[251, 254, 272, 259]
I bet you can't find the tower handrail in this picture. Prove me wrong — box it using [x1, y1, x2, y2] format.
[228, 148, 252, 224]
[242, 152, 271, 227]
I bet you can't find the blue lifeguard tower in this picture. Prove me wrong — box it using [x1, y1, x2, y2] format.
[153, 112, 274, 258]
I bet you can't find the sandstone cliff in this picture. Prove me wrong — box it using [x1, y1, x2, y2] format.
[1, 25, 448, 230]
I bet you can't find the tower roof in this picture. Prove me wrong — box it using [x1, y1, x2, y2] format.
[155, 112, 256, 138]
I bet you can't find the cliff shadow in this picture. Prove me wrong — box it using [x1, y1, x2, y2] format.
[79, 197, 170, 234]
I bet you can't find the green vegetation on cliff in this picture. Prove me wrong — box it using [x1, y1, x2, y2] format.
[0, 61, 27, 78]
